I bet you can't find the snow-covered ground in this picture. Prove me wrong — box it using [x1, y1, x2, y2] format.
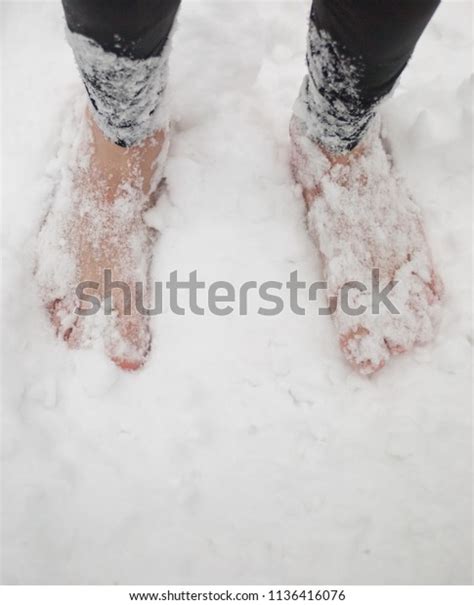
[1, 0, 472, 585]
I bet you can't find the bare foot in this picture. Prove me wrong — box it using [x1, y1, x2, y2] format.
[37, 106, 168, 370]
[290, 114, 443, 374]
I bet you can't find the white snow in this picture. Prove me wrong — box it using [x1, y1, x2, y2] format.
[1, 0, 472, 585]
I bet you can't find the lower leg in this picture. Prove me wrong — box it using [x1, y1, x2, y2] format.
[299, 0, 441, 155]
[291, 0, 442, 374]
[39, 1, 180, 370]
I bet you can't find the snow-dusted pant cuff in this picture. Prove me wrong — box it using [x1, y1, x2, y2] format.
[294, 23, 382, 154]
[66, 29, 170, 147]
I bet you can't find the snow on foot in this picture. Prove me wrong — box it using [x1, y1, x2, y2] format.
[290, 115, 443, 375]
[35, 101, 168, 371]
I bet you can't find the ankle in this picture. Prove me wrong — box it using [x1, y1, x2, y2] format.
[319, 140, 366, 167]
[85, 107, 167, 195]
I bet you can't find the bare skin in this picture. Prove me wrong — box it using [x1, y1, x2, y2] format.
[290, 116, 443, 374]
[85, 108, 165, 200]
[43, 103, 440, 374]
[48, 107, 167, 371]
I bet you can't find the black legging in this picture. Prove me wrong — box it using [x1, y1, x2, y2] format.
[62, 0, 440, 150]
